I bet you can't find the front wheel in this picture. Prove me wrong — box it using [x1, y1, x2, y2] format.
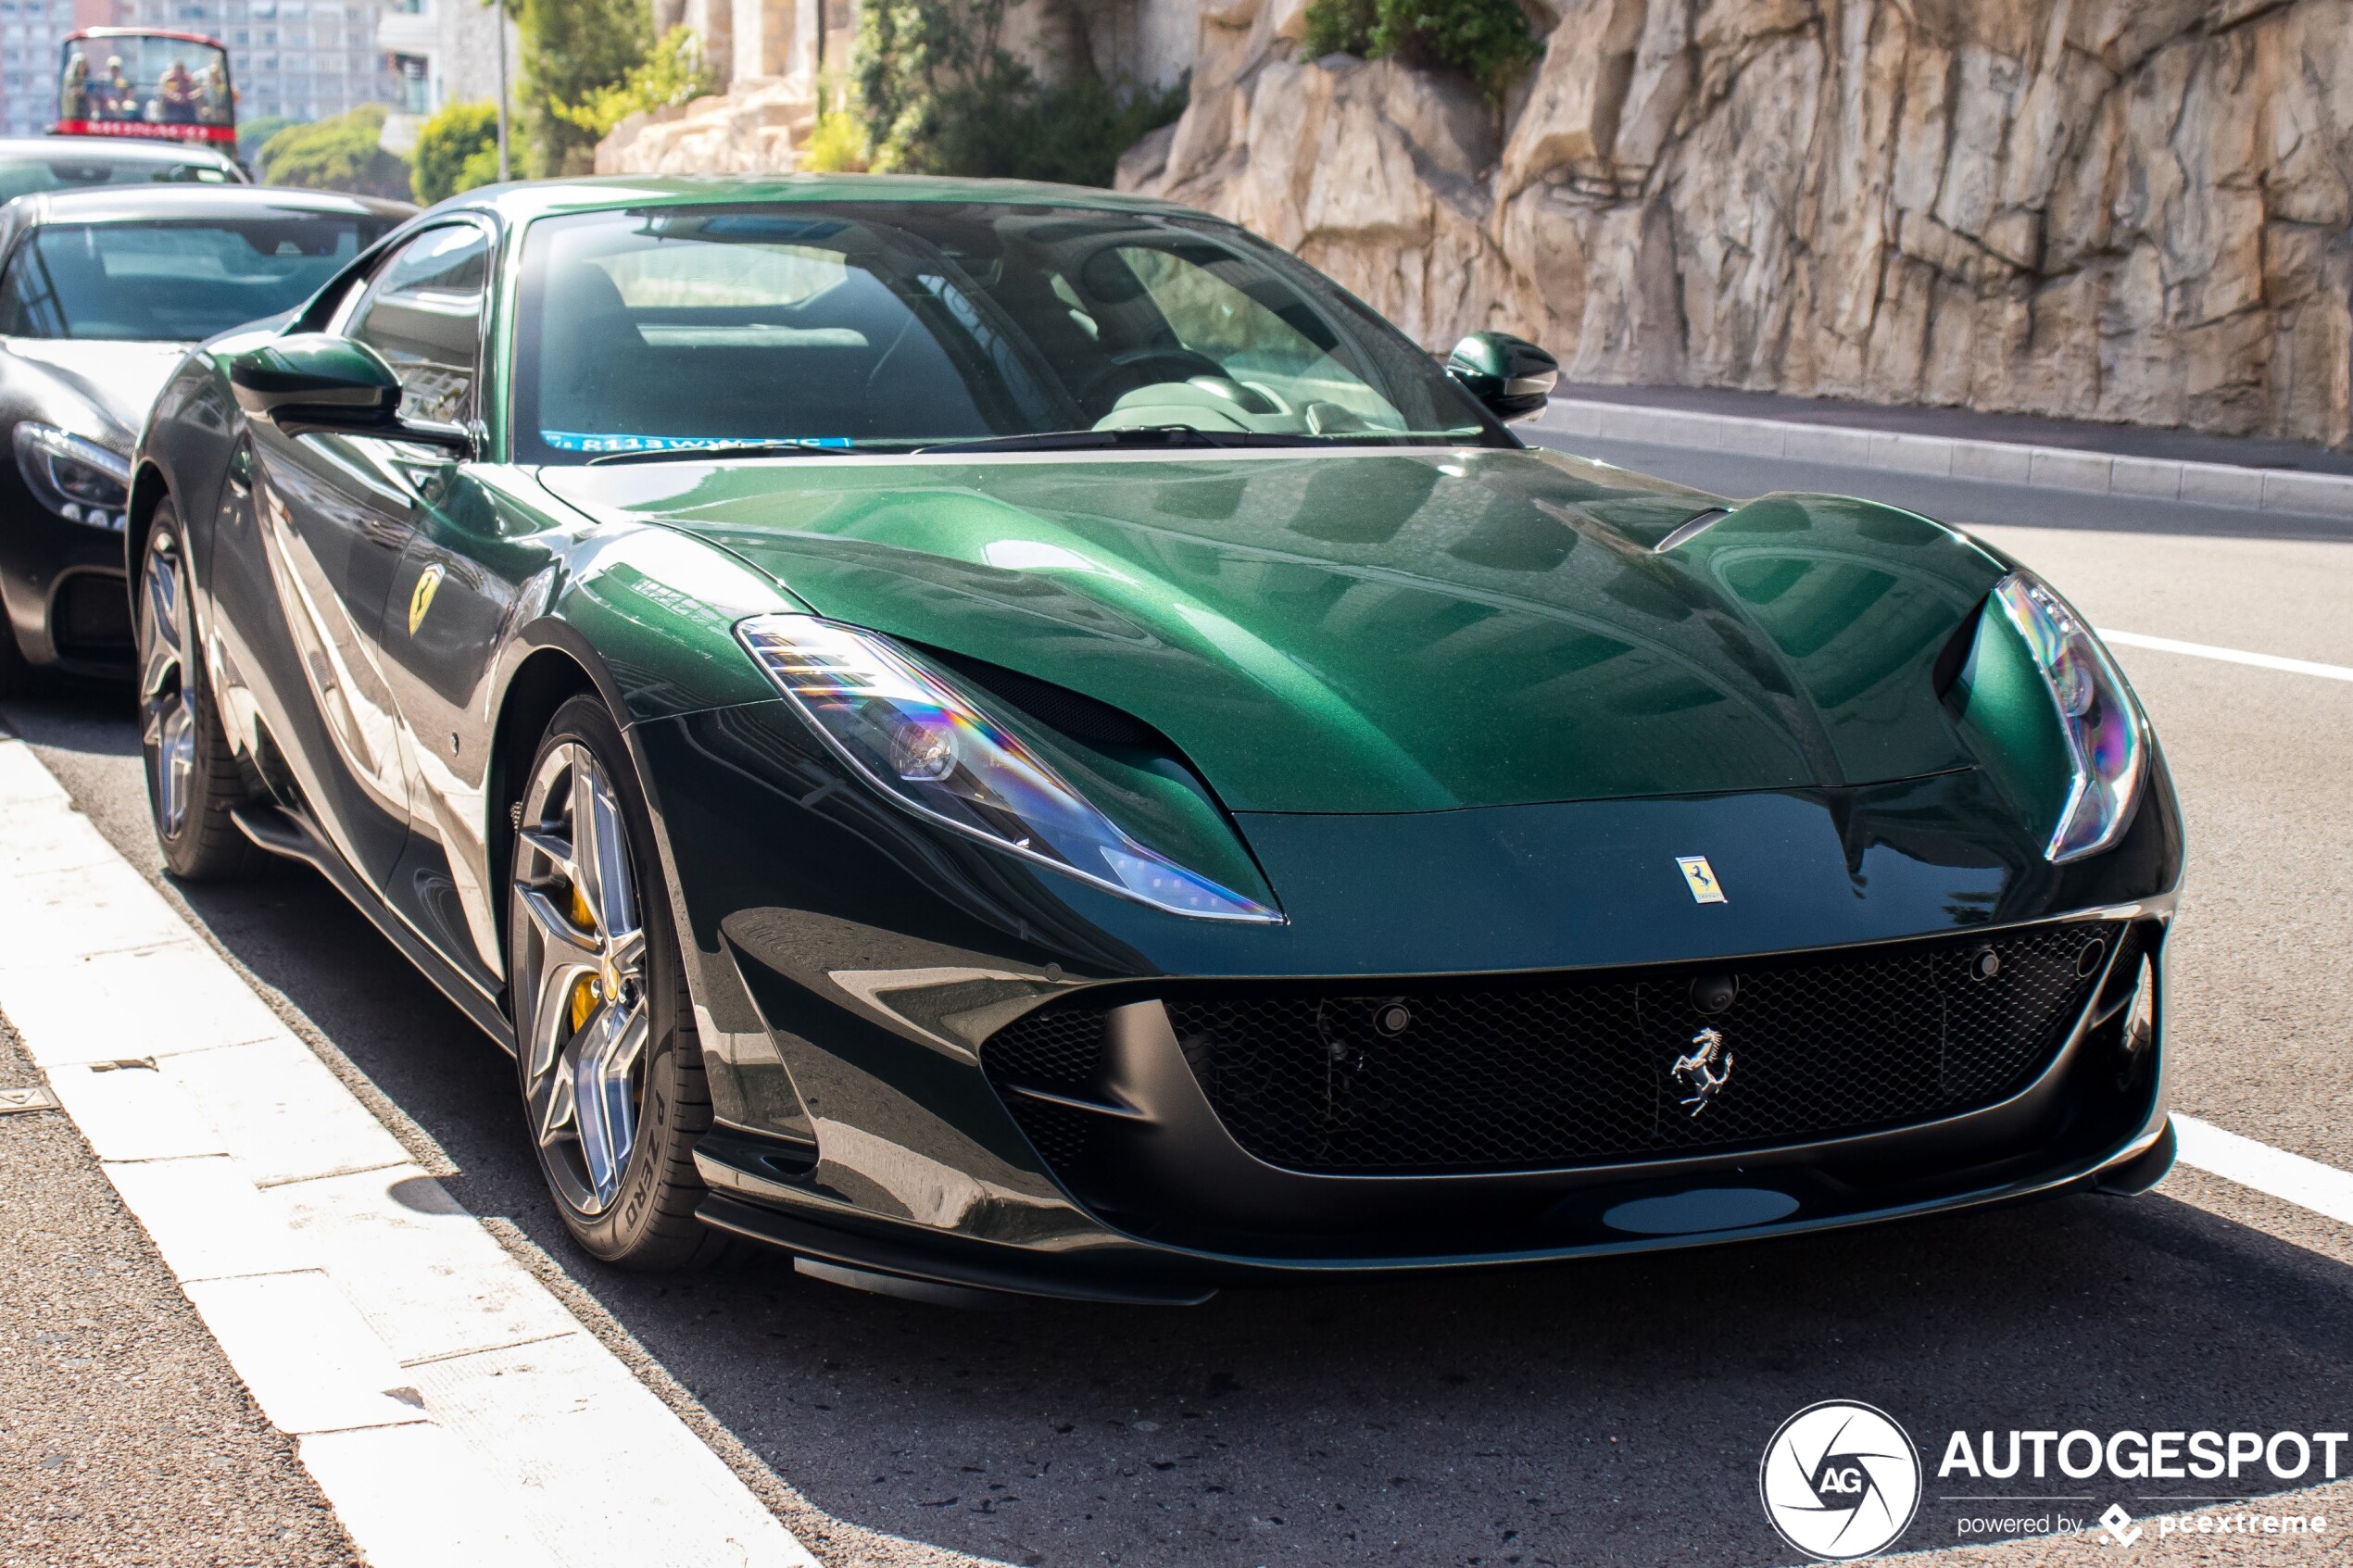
[510, 694, 725, 1270]
[136, 502, 256, 881]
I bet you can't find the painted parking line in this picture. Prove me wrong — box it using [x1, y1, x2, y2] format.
[0, 737, 817, 1568]
[2098, 629, 2353, 684]
[2172, 1116, 2353, 1231]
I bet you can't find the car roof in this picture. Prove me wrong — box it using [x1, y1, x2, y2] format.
[0, 135, 241, 169]
[14, 183, 415, 225]
[434, 172, 1218, 228]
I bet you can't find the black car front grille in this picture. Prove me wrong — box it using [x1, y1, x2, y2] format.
[982, 922, 2119, 1176]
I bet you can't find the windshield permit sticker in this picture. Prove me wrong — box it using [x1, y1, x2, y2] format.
[540, 432, 853, 454]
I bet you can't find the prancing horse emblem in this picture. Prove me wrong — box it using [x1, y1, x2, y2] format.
[1672, 1026, 1734, 1116]
[408, 563, 445, 636]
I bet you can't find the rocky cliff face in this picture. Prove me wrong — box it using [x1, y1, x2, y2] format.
[1123, 0, 2353, 446]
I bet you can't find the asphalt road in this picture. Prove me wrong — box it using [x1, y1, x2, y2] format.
[6, 443, 2352, 1567]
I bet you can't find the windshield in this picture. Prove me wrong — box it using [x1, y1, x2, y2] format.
[511, 203, 1505, 463]
[0, 216, 396, 342]
[58, 35, 234, 131]
[0, 153, 237, 205]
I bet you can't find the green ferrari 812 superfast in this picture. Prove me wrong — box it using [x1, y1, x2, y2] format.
[129, 177, 2180, 1300]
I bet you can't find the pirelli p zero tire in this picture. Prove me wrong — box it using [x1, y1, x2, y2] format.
[509, 693, 726, 1270]
[136, 500, 257, 882]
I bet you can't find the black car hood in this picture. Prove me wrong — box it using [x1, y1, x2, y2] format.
[1, 337, 188, 448]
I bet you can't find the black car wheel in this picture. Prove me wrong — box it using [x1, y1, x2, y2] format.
[510, 694, 725, 1269]
[137, 501, 255, 881]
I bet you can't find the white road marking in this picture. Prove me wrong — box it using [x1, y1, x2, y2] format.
[2097, 628, 2353, 684]
[0, 737, 817, 1568]
[2171, 1115, 2353, 1231]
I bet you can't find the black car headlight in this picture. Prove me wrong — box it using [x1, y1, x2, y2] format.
[1956, 570, 2147, 862]
[738, 614, 1282, 922]
[13, 423, 131, 532]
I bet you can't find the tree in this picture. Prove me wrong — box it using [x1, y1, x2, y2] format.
[256, 105, 412, 200]
[518, 0, 652, 176]
[854, 0, 1183, 185]
[547, 25, 711, 142]
[411, 100, 505, 205]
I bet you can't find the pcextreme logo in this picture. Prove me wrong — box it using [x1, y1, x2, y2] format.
[1759, 1400, 1923, 1561]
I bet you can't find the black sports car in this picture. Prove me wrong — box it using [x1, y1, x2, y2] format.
[0, 183, 406, 689]
[129, 177, 2180, 1303]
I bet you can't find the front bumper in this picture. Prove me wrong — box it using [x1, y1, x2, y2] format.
[691, 909, 2171, 1302]
[635, 703, 2184, 1302]
[0, 485, 133, 674]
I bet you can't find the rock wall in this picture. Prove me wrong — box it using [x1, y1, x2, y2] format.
[598, 77, 816, 174]
[1123, 0, 2353, 447]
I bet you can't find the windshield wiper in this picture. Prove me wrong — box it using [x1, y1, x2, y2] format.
[587, 441, 861, 466]
[912, 426, 1327, 456]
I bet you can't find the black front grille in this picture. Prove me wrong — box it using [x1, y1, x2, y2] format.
[983, 922, 2118, 1175]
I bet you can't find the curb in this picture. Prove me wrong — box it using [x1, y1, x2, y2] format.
[1535, 397, 2353, 522]
[0, 737, 819, 1568]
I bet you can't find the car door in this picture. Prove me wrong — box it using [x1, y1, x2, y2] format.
[240, 220, 493, 890]
[378, 469, 531, 1000]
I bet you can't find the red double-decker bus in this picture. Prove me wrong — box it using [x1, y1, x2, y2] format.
[54, 28, 236, 146]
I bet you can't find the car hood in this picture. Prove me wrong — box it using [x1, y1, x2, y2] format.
[2, 337, 188, 447]
[537, 446, 2007, 814]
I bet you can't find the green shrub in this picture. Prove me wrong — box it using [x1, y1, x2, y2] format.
[519, 0, 651, 175]
[854, 0, 1184, 186]
[255, 105, 412, 200]
[411, 100, 504, 205]
[238, 114, 302, 168]
[548, 25, 712, 142]
[1301, 0, 1539, 99]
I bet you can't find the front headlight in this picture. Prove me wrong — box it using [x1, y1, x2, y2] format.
[1986, 570, 2146, 861]
[12, 423, 131, 531]
[737, 614, 1282, 922]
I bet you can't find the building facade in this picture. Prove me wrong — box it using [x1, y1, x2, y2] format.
[0, 0, 397, 138]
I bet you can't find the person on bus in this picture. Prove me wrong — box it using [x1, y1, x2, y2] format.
[158, 59, 198, 123]
[60, 55, 91, 119]
[199, 60, 231, 125]
[100, 56, 133, 119]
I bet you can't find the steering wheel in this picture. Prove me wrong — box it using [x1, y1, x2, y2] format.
[1076, 346, 1229, 413]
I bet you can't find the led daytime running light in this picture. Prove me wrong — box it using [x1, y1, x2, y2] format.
[12, 422, 130, 532]
[1989, 571, 2146, 862]
[737, 615, 1281, 922]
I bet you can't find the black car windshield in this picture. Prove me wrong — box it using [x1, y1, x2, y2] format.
[0, 154, 236, 205]
[511, 203, 1506, 462]
[0, 215, 392, 342]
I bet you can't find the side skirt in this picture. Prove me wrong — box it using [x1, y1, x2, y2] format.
[231, 803, 517, 1052]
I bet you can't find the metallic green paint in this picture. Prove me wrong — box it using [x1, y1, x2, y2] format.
[538, 445, 2008, 815]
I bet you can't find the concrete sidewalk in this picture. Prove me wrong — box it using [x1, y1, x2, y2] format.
[1534, 384, 2353, 522]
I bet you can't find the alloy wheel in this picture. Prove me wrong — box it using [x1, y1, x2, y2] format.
[138, 530, 197, 840]
[514, 741, 652, 1216]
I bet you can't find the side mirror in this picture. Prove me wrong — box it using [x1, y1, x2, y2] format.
[1445, 332, 1559, 422]
[228, 333, 472, 454]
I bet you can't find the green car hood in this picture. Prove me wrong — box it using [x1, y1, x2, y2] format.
[537, 446, 2005, 814]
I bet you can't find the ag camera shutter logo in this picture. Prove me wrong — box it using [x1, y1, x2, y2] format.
[1759, 1400, 1922, 1560]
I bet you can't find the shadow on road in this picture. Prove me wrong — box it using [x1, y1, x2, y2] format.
[10, 684, 2349, 1568]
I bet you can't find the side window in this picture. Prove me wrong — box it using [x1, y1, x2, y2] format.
[346, 224, 490, 425]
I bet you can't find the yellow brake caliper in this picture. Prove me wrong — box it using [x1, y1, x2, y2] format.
[566, 884, 601, 1031]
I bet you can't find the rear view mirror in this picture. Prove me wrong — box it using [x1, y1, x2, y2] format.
[1445, 332, 1560, 423]
[228, 333, 472, 453]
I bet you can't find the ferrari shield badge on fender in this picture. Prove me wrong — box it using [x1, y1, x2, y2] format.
[1677, 854, 1727, 905]
[408, 563, 445, 636]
